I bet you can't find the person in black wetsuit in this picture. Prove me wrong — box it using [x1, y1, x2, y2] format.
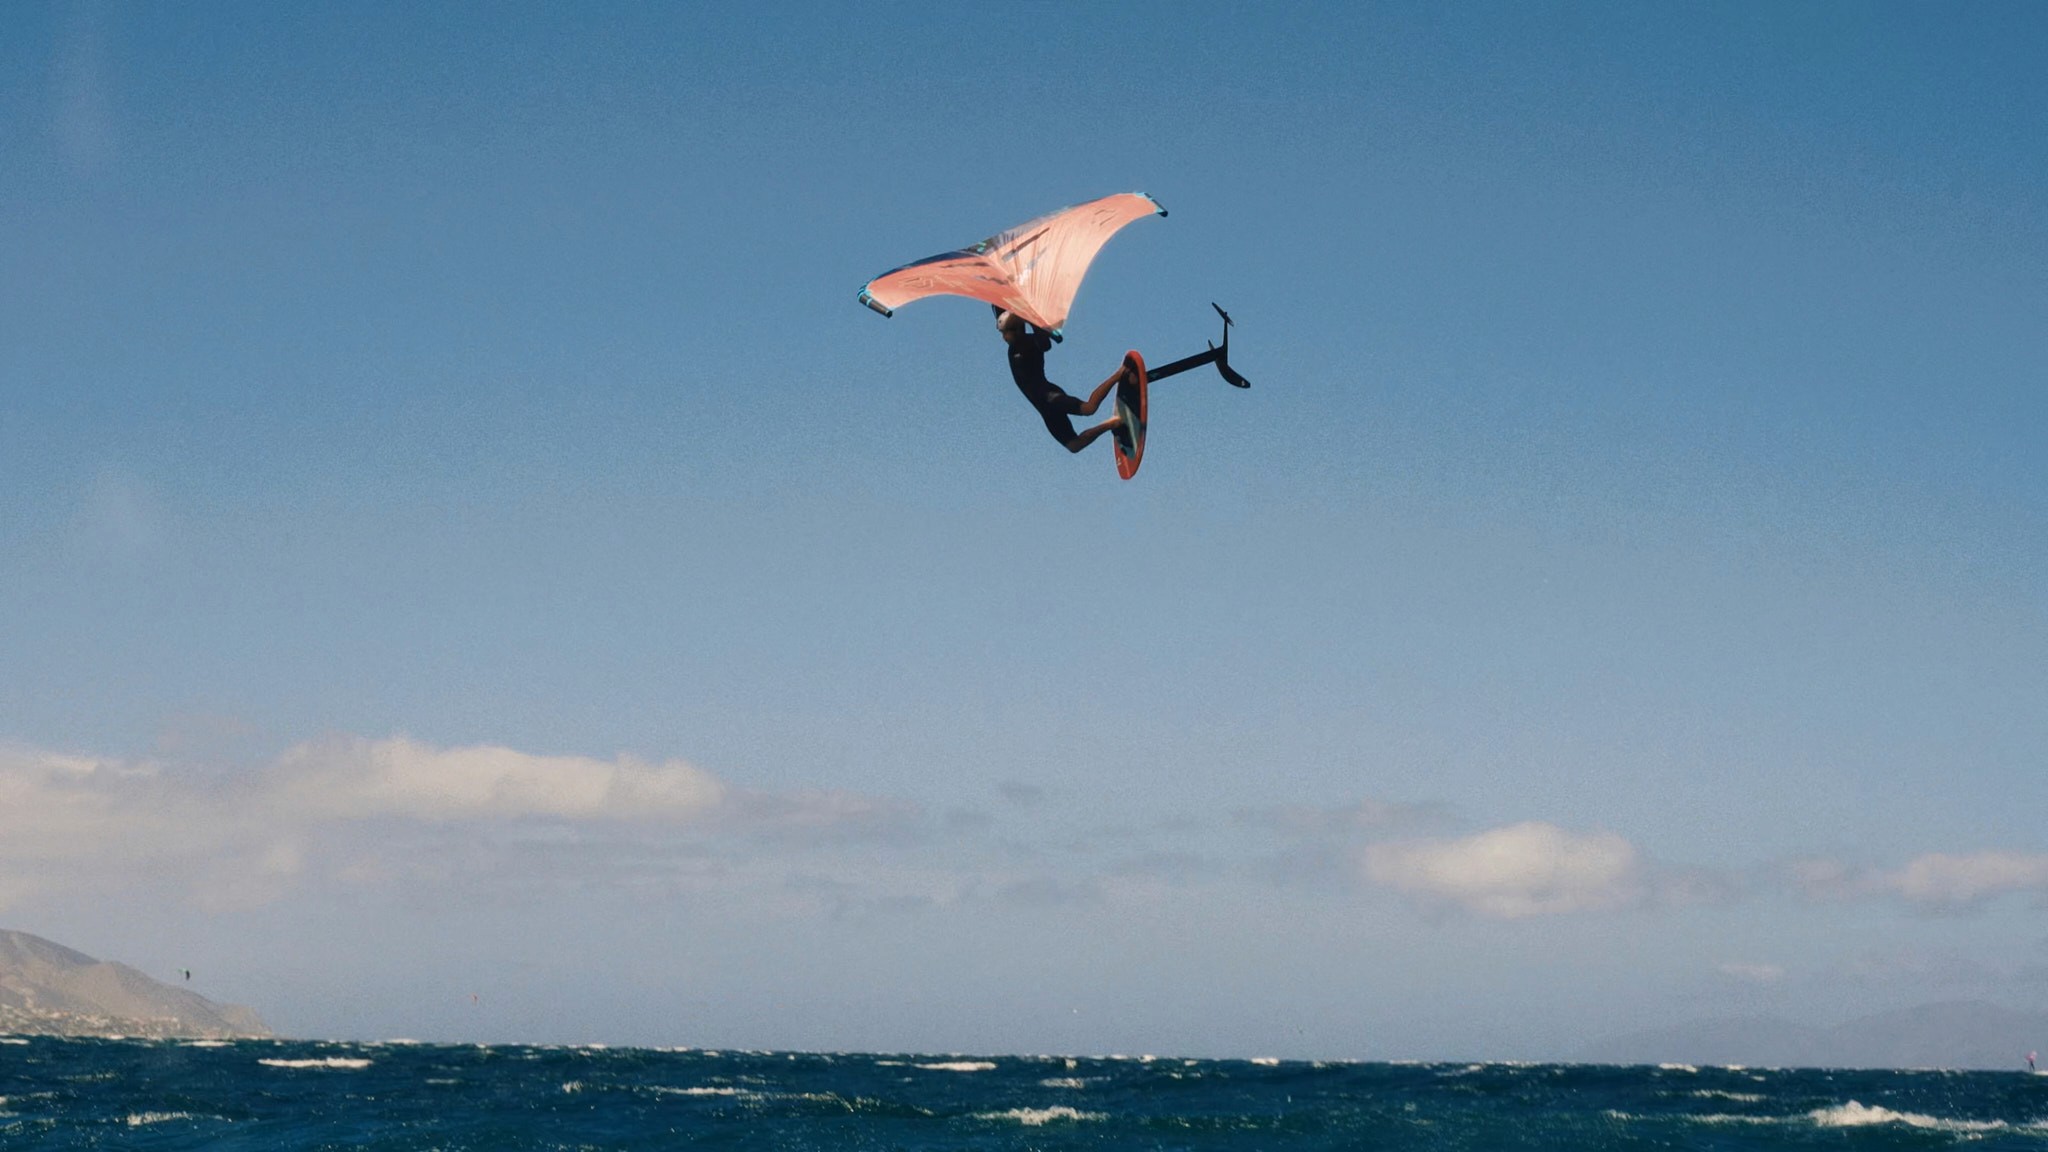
[997, 307, 1127, 453]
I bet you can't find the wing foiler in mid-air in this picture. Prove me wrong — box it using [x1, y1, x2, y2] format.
[857, 192, 1250, 480]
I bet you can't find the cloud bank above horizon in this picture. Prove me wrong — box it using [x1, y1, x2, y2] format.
[5, 736, 2040, 932]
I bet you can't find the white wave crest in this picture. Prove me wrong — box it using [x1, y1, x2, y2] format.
[1810, 1101, 2006, 1132]
[1690, 1090, 1765, 1103]
[978, 1106, 1101, 1126]
[183, 1040, 231, 1048]
[651, 1085, 743, 1096]
[126, 1112, 197, 1126]
[1656, 1063, 1698, 1073]
[1607, 1109, 1777, 1128]
[561, 1081, 582, 1093]
[0, 1039, 28, 1046]
[916, 1061, 995, 1072]
[1250, 1057, 1280, 1066]
[1038, 1077, 1087, 1089]
[258, 1058, 372, 1070]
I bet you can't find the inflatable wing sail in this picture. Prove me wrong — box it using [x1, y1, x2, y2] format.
[858, 192, 1165, 335]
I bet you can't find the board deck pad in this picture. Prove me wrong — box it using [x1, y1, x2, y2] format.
[1112, 350, 1148, 480]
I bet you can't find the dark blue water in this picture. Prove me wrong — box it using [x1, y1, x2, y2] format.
[5, 1037, 2048, 1149]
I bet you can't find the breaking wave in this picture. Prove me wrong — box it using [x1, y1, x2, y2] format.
[125, 1112, 201, 1126]
[1809, 1101, 2009, 1132]
[976, 1106, 1102, 1126]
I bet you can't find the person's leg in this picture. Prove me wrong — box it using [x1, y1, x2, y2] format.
[1020, 374, 1125, 453]
[1034, 363, 1127, 420]
[1073, 363, 1127, 417]
[1038, 383, 1087, 417]
[1062, 414, 1124, 454]
[1038, 405, 1081, 446]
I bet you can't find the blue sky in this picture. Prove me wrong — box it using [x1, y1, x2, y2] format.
[2, 1, 2044, 1058]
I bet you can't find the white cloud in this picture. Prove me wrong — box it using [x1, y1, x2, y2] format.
[270, 736, 725, 822]
[1362, 822, 1643, 918]
[0, 747, 204, 863]
[1787, 852, 2048, 910]
[1885, 852, 2048, 909]
[0, 736, 905, 909]
[16, 733, 2033, 930]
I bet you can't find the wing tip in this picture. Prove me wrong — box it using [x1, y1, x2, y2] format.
[857, 287, 894, 318]
[1136, 190, 1168, 218]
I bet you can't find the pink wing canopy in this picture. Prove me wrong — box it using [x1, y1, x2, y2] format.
[858, 192, 1166, 335]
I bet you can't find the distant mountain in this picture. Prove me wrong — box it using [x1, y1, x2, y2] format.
[1582, 1000, 2048, 1070]
[0, 929, 269, 1039]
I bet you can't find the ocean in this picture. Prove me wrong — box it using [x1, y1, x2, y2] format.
[4, 1037, 2048, 1149]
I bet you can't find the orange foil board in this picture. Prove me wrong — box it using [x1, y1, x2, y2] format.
[1113, 350, 1148, 480]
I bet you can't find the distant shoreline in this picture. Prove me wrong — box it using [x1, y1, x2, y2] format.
[0, 1005, 270, 1042]
[0, 928, 271, 1040]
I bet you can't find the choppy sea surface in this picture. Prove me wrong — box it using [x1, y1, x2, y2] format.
[5, 1037, 2048, 1149]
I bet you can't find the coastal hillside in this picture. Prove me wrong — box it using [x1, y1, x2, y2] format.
[0, 929, 269, 1039]
[1582, 1000, 2048, 1070]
